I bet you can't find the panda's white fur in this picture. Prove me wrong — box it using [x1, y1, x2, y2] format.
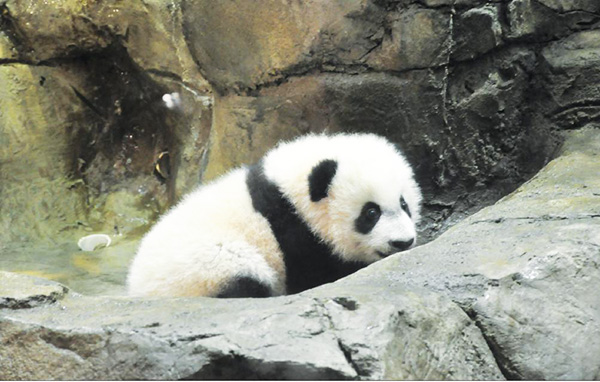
[127, 133, 421, 297]
[127, 169, 286, 297]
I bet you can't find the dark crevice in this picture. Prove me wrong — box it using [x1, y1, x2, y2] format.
[174, 333, 222, 343]
[530, 0, 600, 17]
[242, 60, 452, 97]
[145, 68, 210, 95]
[0, 2, 26, 55]
[358, 39, 384, 62]
[460, 305, 521, 380]
[58, 43, 180, 206]
[337, 339, 363, 378]
[552, 99, 600, 115]
[315, 298, 364, 378]
[181, 351, 353, 380]
[0, 287, 68, 310]
[70, 85, 106, 120]
[0, 58, 55, 66]
[145, 68, 184, 82]
[471, 214, 600, 225]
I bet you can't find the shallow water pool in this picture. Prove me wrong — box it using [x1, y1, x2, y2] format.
[1, 238, 139, 296]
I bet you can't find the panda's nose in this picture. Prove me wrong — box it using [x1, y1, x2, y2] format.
[389, 238, 414, 251]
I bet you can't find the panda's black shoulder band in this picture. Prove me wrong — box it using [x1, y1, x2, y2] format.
[246, 160, 364, 294]
[308, 159, 338, 202]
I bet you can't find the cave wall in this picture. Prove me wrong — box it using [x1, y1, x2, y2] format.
[0, 0, 599, 271]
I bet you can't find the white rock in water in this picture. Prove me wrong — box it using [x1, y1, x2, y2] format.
[78, 234, 112, 251]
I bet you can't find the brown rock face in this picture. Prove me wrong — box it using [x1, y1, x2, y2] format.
[3, 0, 598, 251]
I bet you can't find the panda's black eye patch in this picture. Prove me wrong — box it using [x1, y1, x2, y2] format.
[400, 196, 411, 217]
[355, 202, 381, 234]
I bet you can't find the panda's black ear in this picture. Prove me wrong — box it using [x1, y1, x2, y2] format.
[308, 159, 338, 202]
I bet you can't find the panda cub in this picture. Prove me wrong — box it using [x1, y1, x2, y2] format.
[127, 133, 421, 298]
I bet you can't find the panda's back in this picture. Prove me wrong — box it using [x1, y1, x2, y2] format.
[127, 168, 285, 297]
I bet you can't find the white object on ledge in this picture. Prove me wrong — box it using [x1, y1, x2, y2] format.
[78, 234, 112, 252]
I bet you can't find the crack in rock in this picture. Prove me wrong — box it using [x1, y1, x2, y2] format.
[471, 213, 600, 225]
[312, 298, 363, 378]
[463, 308, 516, 380]
[0, 289, 66, 309]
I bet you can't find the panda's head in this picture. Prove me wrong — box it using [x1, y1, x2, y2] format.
[264, 133, 422, 264]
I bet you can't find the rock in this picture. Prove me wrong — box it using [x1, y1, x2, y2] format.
[0, 30, 17, 60]
[1, 0, 214, 233]
[0, 271, 502, 380]
[201, 91, 323, 181]
[0, 64, 91, 244]
[367, 6, 452, 71]
[2, 0, 210, 89]
[181, 0, 386, 94]
[539, 29, 600, 129]
[0, 55, 175, 245]
[536, 0, 600, 13]
[451, 4, 503, 62]
[340, 126, 600, 379]
[0, 271, 68, 310]
[94, 191, 159, 237]
[0, 0, 215, 245]
[506, 0, 600, 42]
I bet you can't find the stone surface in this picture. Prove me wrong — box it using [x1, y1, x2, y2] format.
[506, 0, 600, 41]
[181, 0, 385, 93]
[0, 30, 17, 60]
[339, 126, 600, 379]
[0, 268, 502, 380]
[1, 0, 210, 89]
[367, 6, 452, 71]
[539, 29, 600, 129]
[1, 0, 213, 239]
[0, 271, 68, 309]
[0, 63, 91, 244]
[451, 4, 503, 62]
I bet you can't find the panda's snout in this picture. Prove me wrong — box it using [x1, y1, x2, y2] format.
[389, 238, 414, 252]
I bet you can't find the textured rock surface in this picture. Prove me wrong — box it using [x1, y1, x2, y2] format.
[1, 0, 599, 257]
[338, 126, 600, 379]
[0, 271, 68, 309]
[1, 128, 598, 379]
[0, 274, 502, 380]
[0, 0, 214, 243]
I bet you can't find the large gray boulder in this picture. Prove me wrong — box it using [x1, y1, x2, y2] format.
[339, 126, 600, 379]
[0, 273, 501, 380]
[1, 127, 598, 380]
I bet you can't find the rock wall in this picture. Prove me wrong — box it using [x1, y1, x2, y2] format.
[2, 0, 599, 251]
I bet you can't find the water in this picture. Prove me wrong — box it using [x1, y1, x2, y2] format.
[1, 237, 140, 296]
